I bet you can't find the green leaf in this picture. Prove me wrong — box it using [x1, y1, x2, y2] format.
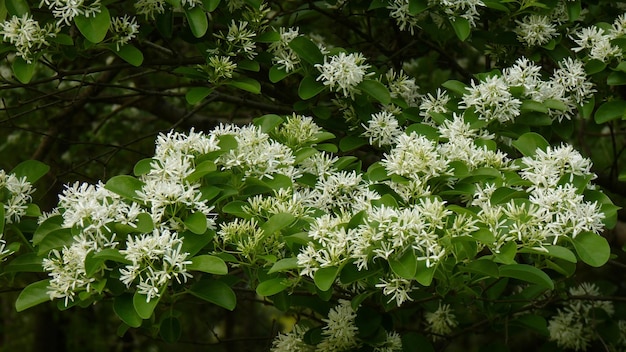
[253, 114, 284, 133]
[160, 316, 182, 343]
[288, 36, 324, 65]
[408, 0, 428, 14]
[494, 241, 517, 265]
[15, 279, 51, 312]
[92, 248, 131, 264]
[512, 132, 549, 157]
[357, 80, 391, 104]
[298, 75, 326, 100]
[314, 266, 339, 291]
[268, 257, 299, 274]
[389, 249, 417, 279]
[566, 0, 581, 21]
[256, 277, 290, 296]
[6, 0, 29, 16]
[339, 136, 367, 152]
[415, 260, 436, 286]
[110, 44, 143, 67]
[12, 56, 35, 84]
[133, 158, 153, 176]
[184, 212, 208, 234]
[499, 264, 554, 290]
[184, 6, 208, 38]
[513, 314, 549, 336]
[32, 215, 63, 245]
[187, 255, 228, 275]
[202, 0, 221, 12]
[490, 187, 527, 204]
[113, 294, 143, 328]
[185, 160, 217, 182]
[189, 279, 236, 310]
[520, 100, 548, 113]
[4, 253, 44, 273]
[36, 228, 73, 255]
[261, 213, 296, 237]
[572, 232, 610, 267]
[521, 245, 577, 263]
[10, 159, 49, 184]
[442, 80, 468, 96]
[607, 71, 626, 85]
[75, 6, 110, 43]
[237, 59, 260, 72]
[585, 59, 606, 75]
[222, 201, 249, 217]
[459, 259, 499, 278]
[227, 77, 261, 94]
[256, 30, 281, 43]
[269, 65, 292, 83]
[450, 17, 471, 41]
[105, 175, 144, 200]
[594, 100, 626, 124]
[133, 289, 162, 319]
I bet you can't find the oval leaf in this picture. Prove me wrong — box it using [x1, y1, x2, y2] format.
[111, 44, 144, 67]
[313, 266, 339, 291]
[189, 279, 236, 310]
[105, 175, 144, 200]
[75, 6, 110, 43]
[113, 294, 142, 328]
[256, 277, 290, 297]
[357, 80, 391, 104]
[16, 279, 51, 312]
[499, 264, 554, 290]
[187, 255, 228, 275]
[572, 232, 610, 267]
[185, 6, 208, 38]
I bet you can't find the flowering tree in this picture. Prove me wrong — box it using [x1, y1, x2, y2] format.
[1, 0, 626, 351]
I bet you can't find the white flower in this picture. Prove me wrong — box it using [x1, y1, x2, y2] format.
[376, 275, 415, 306]
[120, 228, 192, 302]
[438, 0, 485, 27]
[571, 26, 621, 62]
[0, 14, 57, 63]
[425, 303, 458, 339]
[363, 111, 403, 147]
[420, 88, 450, 120]
[388, 0, 419, 34]
[515, 15, 558, 47]
[550, 57, 595, 105]
[461, 75, 521, 123]
[206, 55, 238, 82]
[214, 20, 257, 59]
[268, 27, 301, 72]
[39, 0, 102, 26]
[316, 52, 372, 98]
[135, 0, 167, 19]
[111, 15, 139, 51]
[382, 132, 449, 180]
[271, 325, 313, 352]
[317, 300, 360, 352]
[274, 114, 323, 148]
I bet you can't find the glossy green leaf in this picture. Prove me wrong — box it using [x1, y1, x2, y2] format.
[202, 0, 221, 11]
[12, 57, 35, 84]
[567, 0, 581, 21]
[572, 231, 610, 267]
[253, 114, 284, 133]
[288, 36, 324, 65]
[185, 6, 208, 38]
[113, 294, 142, 328]
[256, 277, 290, 296]
[186, 86, 213, 105]
[36, 228, 73, 255]
[442, 80, 468, 96]
[460, 259, 499, 278]
[92, 248, 131, 264]
[298, 75, 326, 100]
[390, 249, 417, 279]
[6, 0, 29, 16]
[105, 175, 144, 200]
[133, 158, 153, 176]
[607, 71, 626, 85]
[499, 264, 554, 290]
[188, 255, 228, 275]
[415, 260, 436, 286]
[32, 215, 63, 245]
[585, 59, 606, 75]
[512, 132, 549, 157]
[268, 257, 299, 274]
[494, 241, 517, 265]
[450, 17, 471, 41]
[75, 6, 110, 43]
[133, 290, 162, 319]
[261, 213, 295, 237]
[408, 0, 428, 14]
[4, 253, 44, 273]
[314, 266, 339, 291]
[594, 100, 626, 124]
[269, 65, 292, 83]
[227, 77, 261, 94]
[110, 44, 143, 67]
[10, 160, 49, 183]
[184, 212, 208, 234]
[15, 279, 51, 312]
[357, 80, 391, 104]
[339, 136, 367, 152]
[189, 279, 236, 310]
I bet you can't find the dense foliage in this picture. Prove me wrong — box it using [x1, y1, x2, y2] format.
[1, 0, 626, 351]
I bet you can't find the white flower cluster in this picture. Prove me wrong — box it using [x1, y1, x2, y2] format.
[425, 303, 458, 340]
[213, 20, 258, 59]
[0, 14, 57, 63]
[271, 300, 402, 352]
[548, 283, 614, 351]
[515, 14, 558, 47]
[43, 129, 222, 304]
[111, 15, 139, 51]
[463, 57, 595, 123]
[206, 55, 238, 82]
[363, 111, 403, 147]
[119, 228, 192, 302]
[135, 0, 166, 19]
[268, 27, 301, 73]
[316, 52, 372, 99]
[0, 169, 35, 258]
[571, 13, 626, 62]
[273, 114, 324, 149]
[39, 0, 102, 26]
